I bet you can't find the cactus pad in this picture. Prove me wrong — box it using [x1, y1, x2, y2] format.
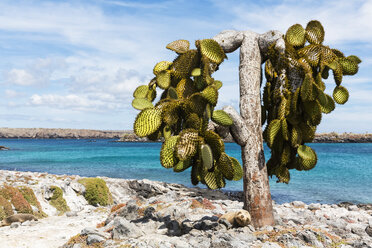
[230, 157, 243, 181]
[132, 98, 154, 110]
[173, 159, 192, 172]
[338, 57, 358, 75]
[153, 61, 172, 75]
[199, 39, 226, 64]
[200, 144, 213, 170]
[305, 20, 324, 44]
[134, 108, 162, 137]
[166, 39, 190, 54]
[133, 85, 149, 99]
[285, 24, 306, 47]
[333, 86, 349, 104]
[156, 70, 171, 89]
[212, 110, 233, 126]
[176, 129, 199, 160]
[160, 136, 178, 168]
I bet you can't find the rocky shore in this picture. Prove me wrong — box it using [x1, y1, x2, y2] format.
[0, 170, 371, 248]
[1, 128, 372, 143]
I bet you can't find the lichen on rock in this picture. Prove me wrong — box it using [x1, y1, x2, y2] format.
[18, 186, 47, 218]
[49, 186, 70, 215]
[0, 185, 32, 214]
[78, 178, 113, 206]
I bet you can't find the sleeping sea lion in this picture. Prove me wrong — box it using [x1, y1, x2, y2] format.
[218, 209, 251, 227]
[0, 214, 38, 227]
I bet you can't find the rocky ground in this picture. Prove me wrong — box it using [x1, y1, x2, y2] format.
[0, 170, 371, 248]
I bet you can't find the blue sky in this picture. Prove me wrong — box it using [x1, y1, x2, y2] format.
[0, 0, 371, 132]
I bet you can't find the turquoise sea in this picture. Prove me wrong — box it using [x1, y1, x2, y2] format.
[0, 139, 371, 204]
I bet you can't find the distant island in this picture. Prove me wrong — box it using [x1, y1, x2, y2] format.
[0, 127, 371, 143]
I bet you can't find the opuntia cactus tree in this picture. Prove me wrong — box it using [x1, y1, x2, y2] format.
[131, 20, 361, 227]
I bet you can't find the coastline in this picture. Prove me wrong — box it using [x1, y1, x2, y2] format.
[1, 127, 372, 143]
[0, 169, 371, 248]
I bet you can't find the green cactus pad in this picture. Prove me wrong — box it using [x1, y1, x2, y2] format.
[160, 135, 178, 168]
[281, 119, 289, 141]
[163, 125, 172, 140]
[176, 129, 199, 160]
[299, 122, 316, 142]
[267, 119, 281, 147]
[191, 68, 201, 77]
[176, 78, 196, 99]
[332, 49, 344, 58]
[172, 49, 200, 78]
[156, 70, 171, 89]
[333, 86, 349, 104]
[217, 152, 234, 180]
[230, 157, 243, 181]
[173, 159, 192, 172]
[201, 144, 213, 170]
[328, 60, 343, 86]
[338, 57, 358, 75]
[281, 144, 291, 165]
[298, 44, 321, 67]
[300, 74, 315, 102]
[214, 80, 223, 89]
[305, 20, 325, 44]
[201, 86, 218, 106]
[303, 100, 322, 126]
[318, 92, 335, 114]
[134, 108, 162, 137]
[204, 171, 218, 189]
[153, 61, 172, 75]
[347, 55, 362, 64]
[162, 101, 179, 126]
[211, 110, 233, 126]
[133, 85, 149, 99]
[147, 88, 157, 102]
[204, 130, 225, 159]
[297, 145, 317, 170]
[290, 126, 302, 147]
[188, 93, 208, 116]
[276, 166, 290, 184]
[199, 39, 225, 64]
[132, 98, 154, 110]
[166, 39, 190, 54]
[285, 24, 306, 47]
[185, 113, 201, 129]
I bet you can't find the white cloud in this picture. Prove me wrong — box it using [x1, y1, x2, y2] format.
[5, 69, 36, 86]
[214, 0, 372, 45]
[29, 93, 127, 112]
[5, 89, 24, 98]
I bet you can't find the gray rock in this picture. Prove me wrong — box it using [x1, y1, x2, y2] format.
[366, 225, 372, 237]
[112, 218, 144, 239]
[349, 223, 367, 236]
[181, 219, 194, 234]
[66, 211, 78, 217]
[291, 201, 305, 208]
[297, 230, 324, 248]
[81, 227, 110, 239]
[348, 205, 359, 211]
[308, 203, 321, 210]
[261, 242, 282, 248]
[86, 234, 105, 245]
[71, 181, 85, 193]
[10, 222, 20, 228]
[167, 220, 182, 236]
[118, 200, 139, 220]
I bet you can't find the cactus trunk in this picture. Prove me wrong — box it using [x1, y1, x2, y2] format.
[213, 30, 280, 227]
[239, 33, 274, 227]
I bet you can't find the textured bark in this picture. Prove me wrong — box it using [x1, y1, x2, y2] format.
[214, 30, 284, 227]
